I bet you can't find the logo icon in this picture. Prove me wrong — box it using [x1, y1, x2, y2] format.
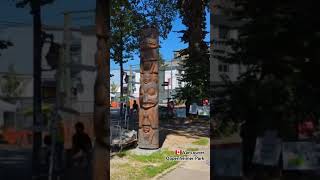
[175, 149, 182, 155]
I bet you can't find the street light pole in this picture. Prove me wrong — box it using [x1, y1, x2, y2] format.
[171, 56, 173, 98]
[63, 12, 72, 108]
[30, 1, 42, 178]
[129, 65, 132, 99]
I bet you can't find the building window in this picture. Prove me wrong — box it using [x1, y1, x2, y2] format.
[218, 64, 229, 72]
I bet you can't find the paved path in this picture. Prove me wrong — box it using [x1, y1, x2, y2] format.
[0, 145, 32, 180]
[158, 147, 210, 180]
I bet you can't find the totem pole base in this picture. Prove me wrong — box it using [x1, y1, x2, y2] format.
[131, 147, 161, 156]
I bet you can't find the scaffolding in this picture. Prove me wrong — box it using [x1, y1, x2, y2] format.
[110, 106, 138, 153]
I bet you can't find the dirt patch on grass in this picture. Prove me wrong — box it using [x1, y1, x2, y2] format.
[161, 134, 199, 151]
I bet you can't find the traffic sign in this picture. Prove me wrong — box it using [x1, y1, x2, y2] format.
[162, 82, 169, 86]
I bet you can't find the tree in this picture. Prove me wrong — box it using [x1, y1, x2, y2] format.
[0, 64, 22, 99]
[214, 0, 320, 176]
[175, 0, 210, 103]
[130, 0, 178, 39]
[159, 52, 165, 67]
[110, 0, 142, 114]
[111, 0, 177, 116]
[110, 81, 118, 94]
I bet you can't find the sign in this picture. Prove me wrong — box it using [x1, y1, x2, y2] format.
[189, 103, 198, 115]
[282, 141, 320, 170]
[176, 149, 182, 155]
[175, 108, 186, 118]
[162, 82, 169, 86]
[253, 131, 282, 166]
[197, 105, 210, 117]
[212, 145, 242, 177]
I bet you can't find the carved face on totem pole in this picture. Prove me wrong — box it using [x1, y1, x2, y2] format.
[138, 28, 159, 149]
[139, 62, 158, 109]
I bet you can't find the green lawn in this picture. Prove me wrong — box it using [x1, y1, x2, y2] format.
[111, 149, 179, 180]
[191, 137, 209, 146]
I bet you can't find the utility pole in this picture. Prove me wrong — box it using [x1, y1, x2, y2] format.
[129, 65, 132, 99]
[170, 57, 173, 99]
[63, 12, 72, 108]
[31, 1, 42, 178]
[48, 44, 63, 180]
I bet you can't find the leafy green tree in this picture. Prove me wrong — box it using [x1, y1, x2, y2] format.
[175, 0, 210, 103]
[111, 0, 177, 114]
[159, 52, 165, 67]
[111, 0, 142, 109]
[0, 64, 22, 99]
[215, 0, 320, 137]
[130, 0, 178, 39]
[213, 0, 320, 176]
[110, 81, 119, 94]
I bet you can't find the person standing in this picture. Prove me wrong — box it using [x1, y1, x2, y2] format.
[71, 122, 92, 180]
[55, 120, 65, 175]
[185, 99, 190, 117]
[169, 101, 175, 118]
[132, 100, 139, 113]
[131, 100, 139, 129]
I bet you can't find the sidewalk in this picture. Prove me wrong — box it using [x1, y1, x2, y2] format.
[156, 147, 210, 180]
[0, 144, 32, 180]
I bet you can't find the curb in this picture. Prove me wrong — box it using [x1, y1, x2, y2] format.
[152, 161, 184, 180]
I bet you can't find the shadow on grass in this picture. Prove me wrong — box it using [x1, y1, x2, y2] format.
[159, 117, 210, 148]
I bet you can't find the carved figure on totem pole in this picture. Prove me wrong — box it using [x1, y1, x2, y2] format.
[138, 28, 159, 149]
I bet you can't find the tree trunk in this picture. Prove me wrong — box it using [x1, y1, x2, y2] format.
[93, 0, 110, 180]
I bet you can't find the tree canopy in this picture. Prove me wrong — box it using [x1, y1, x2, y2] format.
[111, 0, 178, 64]
[175, 0, 210, 102]
[214, 0, 320, 138]
[0, 64, 23, 99]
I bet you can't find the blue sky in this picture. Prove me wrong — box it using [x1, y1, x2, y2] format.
[120, 11, 210, 70]
[0, 0, 210, 71]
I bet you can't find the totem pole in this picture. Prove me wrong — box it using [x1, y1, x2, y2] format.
[92, 0, 110, 180]
[139, 27, 160, 149]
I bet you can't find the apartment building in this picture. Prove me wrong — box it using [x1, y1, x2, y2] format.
[0, 25, 97, 144]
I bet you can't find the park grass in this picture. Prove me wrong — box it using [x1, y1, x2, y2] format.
[186, 147, 199, 151]
[192, 137, 209, 146]
[115, 150, 129, 158]
[111, 148, 178, 180]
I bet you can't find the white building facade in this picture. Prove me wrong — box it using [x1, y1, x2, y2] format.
[0, 25, 97, 130]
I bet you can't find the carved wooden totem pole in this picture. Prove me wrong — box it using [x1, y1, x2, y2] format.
[139, 27, 160, 149]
